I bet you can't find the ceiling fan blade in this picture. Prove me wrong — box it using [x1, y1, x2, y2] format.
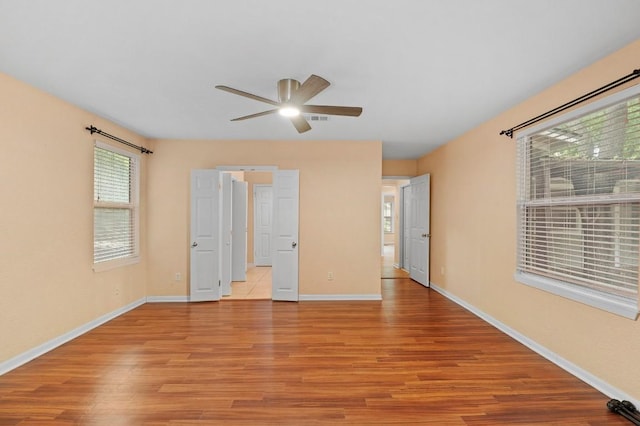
[215, 85, 280, 106]
[291, 74, 330, 104]
[230, 109, 278, 121]
[301, 105, 363, 117]
[290, 115, 312, 133]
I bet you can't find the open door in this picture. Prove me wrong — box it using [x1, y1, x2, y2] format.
[399, 184, 411, 271]
[409, 174, 430, 286]
[272, 170, 299, 301]
[220, 173, 232, 296]
[232, 180, 248, 281]
[189, 169, 221, 302]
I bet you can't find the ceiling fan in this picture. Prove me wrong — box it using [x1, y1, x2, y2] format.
[215, 74, 363, 133]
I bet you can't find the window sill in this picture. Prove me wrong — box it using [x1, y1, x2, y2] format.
[515, 271, 638, 320]
[93, 256, 140, 273]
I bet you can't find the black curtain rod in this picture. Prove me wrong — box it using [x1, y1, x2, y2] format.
[500, 68, 640, 138]
[85, 125, 153, 154]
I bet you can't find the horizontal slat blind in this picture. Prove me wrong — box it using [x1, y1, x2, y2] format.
[94, 145, 139, 263]
[517, 95, 640, 299]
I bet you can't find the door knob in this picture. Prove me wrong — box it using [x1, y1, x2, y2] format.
[191, 242, 198, 247]
[292, 242, 297, 248]
[421, 234, 428, 238]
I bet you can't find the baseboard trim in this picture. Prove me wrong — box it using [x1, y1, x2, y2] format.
[299, 294, 382, 301]
[146, 295, 189, 303]
[429, 282, 638, 406]
[0, 297, 146, 376]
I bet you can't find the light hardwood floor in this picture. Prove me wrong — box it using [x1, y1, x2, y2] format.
[0, 278, 624, 425]
[382, 244, 410, 280]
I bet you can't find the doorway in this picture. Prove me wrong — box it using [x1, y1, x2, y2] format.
[228, 173, 273, 300]
[381, 178, 410, 279]
[189, 168, 299, 302]
[381, 175, 430, 286]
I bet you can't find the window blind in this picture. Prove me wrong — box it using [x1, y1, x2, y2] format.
[94, 144, 139, 264]
[517, 94, 640, 300]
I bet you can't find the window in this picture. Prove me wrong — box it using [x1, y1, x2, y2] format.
[516, 85, 640, 319]
[93, 141, 140, 269]
[383, 201, 393, 233]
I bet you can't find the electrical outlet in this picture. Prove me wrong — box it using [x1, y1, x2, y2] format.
[440, 266, 445, 276]
[328, 272, 334, 281]
[115, 287, 120, 296]
[175, 272, 182, 281]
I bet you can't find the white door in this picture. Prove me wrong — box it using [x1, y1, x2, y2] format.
[380, 194, 385, 256]
[409, 174, 430, 286]
[220, 173, 232, 296]
[402, 185, 411, 271]
[189, 169, 221, 302]
[272, 170, 299, 301]
[232, 180, 248, 281]
[254, 184, 273, 266]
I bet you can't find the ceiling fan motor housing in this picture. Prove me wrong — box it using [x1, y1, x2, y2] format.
[278, 79, 300, 103]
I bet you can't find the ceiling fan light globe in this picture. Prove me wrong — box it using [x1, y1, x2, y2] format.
[279, 106, 300, 117]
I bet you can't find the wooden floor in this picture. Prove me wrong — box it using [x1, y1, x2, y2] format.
[381, 245, 410, 280]
[0, 282, 624, 425]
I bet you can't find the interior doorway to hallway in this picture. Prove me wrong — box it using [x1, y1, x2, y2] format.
[224, 170, 274, 300]
[190, 167, 300, 302]
[381, 178, 410, 279]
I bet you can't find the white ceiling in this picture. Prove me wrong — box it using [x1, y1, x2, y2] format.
[1, 1, 639, 159]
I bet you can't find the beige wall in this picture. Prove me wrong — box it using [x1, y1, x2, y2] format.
[382, 159, 417, 177]
[0, 73, 149, 363]
[146, 139, 382, 297]
[418, 40, 640, 399]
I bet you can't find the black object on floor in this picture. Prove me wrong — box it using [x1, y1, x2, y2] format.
[622, 401, 640, 422]
[607, 399, 640, 425]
